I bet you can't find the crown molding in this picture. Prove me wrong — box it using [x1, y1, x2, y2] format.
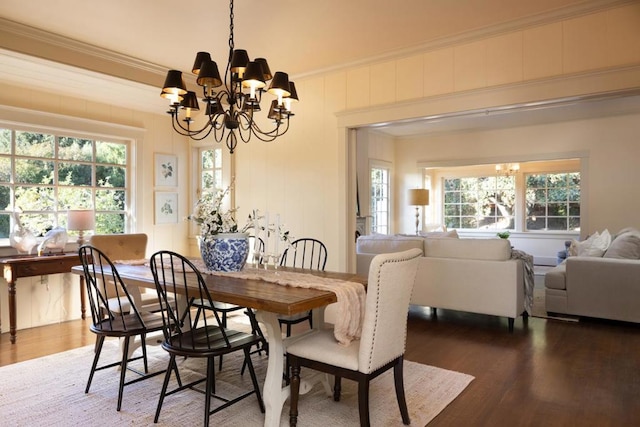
[296, 0, 636, 80]
[0, 0, 633, 85]
[0, 17, 197, 89]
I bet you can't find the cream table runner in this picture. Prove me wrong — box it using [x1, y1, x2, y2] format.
[197, 262, 366, 346]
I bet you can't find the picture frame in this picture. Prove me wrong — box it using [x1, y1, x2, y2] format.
[154, 153, 178, 187]
[155, 192, 178, 224]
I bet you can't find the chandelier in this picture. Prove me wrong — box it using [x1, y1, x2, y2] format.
[160, 0, 298, 154]
[495, 163, 520, 176]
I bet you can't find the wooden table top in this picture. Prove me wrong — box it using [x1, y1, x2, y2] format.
[71, 264, 366, 316]
[0, 252, 79, 264]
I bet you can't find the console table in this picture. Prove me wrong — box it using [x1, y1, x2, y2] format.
[1, 252, 85, 344]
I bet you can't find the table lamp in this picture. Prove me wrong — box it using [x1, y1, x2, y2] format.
[408, 189, 429, 235]
[67, 209, 95, 246]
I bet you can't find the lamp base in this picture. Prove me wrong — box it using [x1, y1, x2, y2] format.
[77, 231, 87, 247]
[415, 207, 420, 235]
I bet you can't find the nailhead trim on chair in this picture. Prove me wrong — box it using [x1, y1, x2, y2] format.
[365, 252, 419, 373]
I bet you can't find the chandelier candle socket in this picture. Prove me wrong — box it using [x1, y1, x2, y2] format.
[160, 0, 299, 154]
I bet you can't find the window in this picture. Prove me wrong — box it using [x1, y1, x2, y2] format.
[370, 163, 391, 234]
[444, 176, 515, 230]
[526, 172, 580, 231]
[0, 127, 129, 239]
[199, 147, 223, 195]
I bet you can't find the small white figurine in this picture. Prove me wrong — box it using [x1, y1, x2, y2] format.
[9, 211, 38, 254]
[37, 227, 69, 256]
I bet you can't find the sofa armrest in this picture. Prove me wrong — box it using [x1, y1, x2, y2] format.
[566, 257, 640, 288]
[566, 257, 640, 322]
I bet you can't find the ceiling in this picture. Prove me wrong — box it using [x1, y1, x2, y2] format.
[1, 0, 638, 136]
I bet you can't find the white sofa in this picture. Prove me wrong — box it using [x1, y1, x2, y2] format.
[356, 234, 528, 331]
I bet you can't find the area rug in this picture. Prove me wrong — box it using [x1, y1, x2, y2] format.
[0, 338, 473, 426]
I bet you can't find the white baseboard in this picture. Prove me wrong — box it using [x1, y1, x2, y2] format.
[534, 256, 557, 266]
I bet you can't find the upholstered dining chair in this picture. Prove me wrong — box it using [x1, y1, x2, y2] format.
[149, 250, 265, 427]
[88, 233, 161, 313]
[286, 248, 422, 427]
[79, 244, 167, 411]
[278, 237, 328, 336]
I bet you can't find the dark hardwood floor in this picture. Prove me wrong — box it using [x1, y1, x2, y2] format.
[2, 307, 639, 426]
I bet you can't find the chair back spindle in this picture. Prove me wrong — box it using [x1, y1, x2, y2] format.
[280, 238, 327, 270]
[150, 251, 233, 352]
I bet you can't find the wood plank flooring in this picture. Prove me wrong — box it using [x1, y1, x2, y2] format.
[2, 307, 639, 426]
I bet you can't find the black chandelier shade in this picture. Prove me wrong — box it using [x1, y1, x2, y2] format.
[160, 0, 298, 154]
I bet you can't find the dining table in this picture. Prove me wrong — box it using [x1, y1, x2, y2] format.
[71, 262, 366, 427]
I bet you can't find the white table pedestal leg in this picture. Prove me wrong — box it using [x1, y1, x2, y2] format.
[256, 310, 288, 427]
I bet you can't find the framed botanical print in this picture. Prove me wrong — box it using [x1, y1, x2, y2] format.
[155, 192, 178, 224]
[155, 153, 177, 187]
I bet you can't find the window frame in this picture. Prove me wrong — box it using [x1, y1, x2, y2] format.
[0, 106, 142, 248]
[189, 144, 230, 239]
[369, 159, 392, 235]
[525, 172, 581, 232]
[430, 160, 582, 235]
[443, 175, 516, 231]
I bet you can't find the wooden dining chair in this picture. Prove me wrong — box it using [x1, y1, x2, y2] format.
[278, 237, 328, 336]
[79, 244, 167, 411]
[286, 248, 422, 427]
[149, 250, 265, 427]
[187, 235, 268, 371]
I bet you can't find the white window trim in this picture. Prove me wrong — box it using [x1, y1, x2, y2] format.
[0, 105, 144, 247]
[369, 159, 393, 235]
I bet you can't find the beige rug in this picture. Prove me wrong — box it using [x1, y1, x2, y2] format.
[0, 337, 473, 426]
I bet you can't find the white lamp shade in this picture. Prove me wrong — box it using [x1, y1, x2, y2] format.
[408, 189, 430, 206]
[67, 210, 95, 231]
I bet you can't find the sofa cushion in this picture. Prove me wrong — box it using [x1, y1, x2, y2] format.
[424, 238, 511, 261]
[603, 229, 640, 259]
[544, 263, 566, 290]
[356, 234, 424, 255]
[418, 229, 459, 239]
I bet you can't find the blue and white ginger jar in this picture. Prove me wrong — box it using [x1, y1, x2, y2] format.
[199, 232, 249, 272]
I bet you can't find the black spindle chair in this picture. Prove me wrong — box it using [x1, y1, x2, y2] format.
[79, 245, 167, 411]
[278, 238, 328, 336]
[149, 250, 265, 427]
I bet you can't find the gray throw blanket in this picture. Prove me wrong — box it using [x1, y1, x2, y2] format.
[511, 249, 534, 313]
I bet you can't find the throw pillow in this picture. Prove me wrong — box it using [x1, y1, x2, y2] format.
[603, 229, 640, 259]
[573, 229, 611, 257]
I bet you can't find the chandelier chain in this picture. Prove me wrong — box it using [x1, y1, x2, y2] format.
[228, 0, 234, 52]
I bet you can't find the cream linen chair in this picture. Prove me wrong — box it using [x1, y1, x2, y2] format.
[89, 233, 159, 312]
[286, 248, 422, 427]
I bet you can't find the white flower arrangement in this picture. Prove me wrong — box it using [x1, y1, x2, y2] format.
[187, 183, 293, 247]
